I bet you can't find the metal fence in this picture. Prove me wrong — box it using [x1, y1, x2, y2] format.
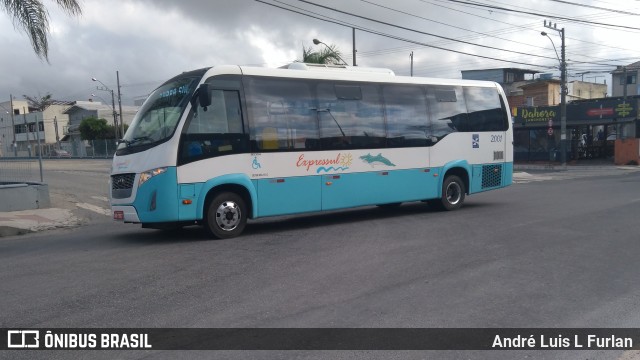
[0, 140, 117, 184]
[0, 159, 41, 184]
[1, 140, 118, 159]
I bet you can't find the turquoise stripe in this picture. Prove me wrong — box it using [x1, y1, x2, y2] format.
[133, 167, 180, 223]
[170, 162, 514, 221]
[321, 169, 438, 211]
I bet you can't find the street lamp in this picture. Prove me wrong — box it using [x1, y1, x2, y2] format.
[312, 38, 349, 66]
[91, 77, 120, 139]
[541, 23, 567, 169]
[90, 93, 109, 105]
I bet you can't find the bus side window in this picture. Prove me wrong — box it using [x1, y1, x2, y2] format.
[245, 77, 318, 152]
[179, 89, 247, 163]
[463, 87, 508, 132]
[427, 86, 466, 139]
[317, 82, 385, 150]
[383, 84, 431, 147]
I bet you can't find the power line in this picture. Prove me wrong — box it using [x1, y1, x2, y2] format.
[295, 0, 561, 61]
[422, 0, 640, 62]
[547, 0, 640, 16]
[257, 0, 555, 68]
[442, 0, 640, 31]
[360, 0, 550, 52]
[357, 0, 635, 65]
[296, 0, 622, 67]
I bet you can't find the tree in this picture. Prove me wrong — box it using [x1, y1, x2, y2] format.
[79, 117, 113, 140]
[23, 93, 53, 111]
[299, 44, 344, 65]
[2, 0, 82, 62]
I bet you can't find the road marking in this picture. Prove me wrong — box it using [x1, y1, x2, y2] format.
[91, 196, 109, 202]
[75, 203, 110, 216]
[513, 172, 553, 184]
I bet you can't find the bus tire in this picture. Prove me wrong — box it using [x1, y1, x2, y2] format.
[205, 192, 247, 239]
[439, 175, 465, 211]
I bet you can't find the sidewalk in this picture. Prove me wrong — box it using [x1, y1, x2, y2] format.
[0, 207, 81, 237]
[515, 158, 617, 171]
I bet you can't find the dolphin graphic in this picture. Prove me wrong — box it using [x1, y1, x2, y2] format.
[360, 153, 396, 167]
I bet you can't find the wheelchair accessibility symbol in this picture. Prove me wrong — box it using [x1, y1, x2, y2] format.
[252, 156, 262, 170]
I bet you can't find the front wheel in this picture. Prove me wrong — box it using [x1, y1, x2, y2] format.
[439, 175, 466, 211]
[205, 192, 247, 239]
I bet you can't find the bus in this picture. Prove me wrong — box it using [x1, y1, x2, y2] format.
[110, 63, 513, 239]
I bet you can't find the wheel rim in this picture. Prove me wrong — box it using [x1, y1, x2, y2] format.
[446, 182, 462, 205]
[215, 201, 241, 231]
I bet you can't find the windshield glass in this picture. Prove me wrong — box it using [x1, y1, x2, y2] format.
[117, 75, 200, 151]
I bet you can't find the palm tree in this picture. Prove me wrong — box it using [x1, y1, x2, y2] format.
[300, 44, 345, 65]
[23, 93, 53, 111]
[2, 0, 82, 62]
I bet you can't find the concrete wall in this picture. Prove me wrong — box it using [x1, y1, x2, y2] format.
[614, 138, 640, 165]
[568, 82, 608, 100]
[0, 183, 50, 211]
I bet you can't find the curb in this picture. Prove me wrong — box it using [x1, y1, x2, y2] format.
[0, 226, 33, 237]
[0, 208, 82, 238]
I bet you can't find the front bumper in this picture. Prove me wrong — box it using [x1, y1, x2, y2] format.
[111, 205, 140, 223]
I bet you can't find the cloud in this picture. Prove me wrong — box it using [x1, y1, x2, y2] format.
[0, 0, 635, 105]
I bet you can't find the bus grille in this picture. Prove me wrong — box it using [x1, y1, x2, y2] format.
[481, 165, 502, 189]
[111, 173, 135, 199]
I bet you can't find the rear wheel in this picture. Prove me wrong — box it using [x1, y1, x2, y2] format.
[205, 192, 247, 239]
[439, 175, 465, 211]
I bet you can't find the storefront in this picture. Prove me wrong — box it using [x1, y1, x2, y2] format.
[513, 97, 638, 163]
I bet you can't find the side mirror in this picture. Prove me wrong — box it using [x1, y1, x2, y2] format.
[198, 83, 211, 109]
[191, 83, 211, 110]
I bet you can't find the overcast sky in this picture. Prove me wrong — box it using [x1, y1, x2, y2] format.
[1, 0, 639, 106]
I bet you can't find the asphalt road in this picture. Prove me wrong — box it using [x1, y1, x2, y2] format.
[1, 162, 640, 359]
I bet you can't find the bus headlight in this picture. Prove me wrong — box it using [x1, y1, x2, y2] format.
[139, 167, 167, 186]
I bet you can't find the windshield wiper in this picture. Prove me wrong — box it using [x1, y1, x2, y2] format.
[117, 136, 152, 147]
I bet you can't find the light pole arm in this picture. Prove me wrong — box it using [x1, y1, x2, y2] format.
[312, 39, 349, 66]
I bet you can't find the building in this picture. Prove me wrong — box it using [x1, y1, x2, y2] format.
[463, 67, 637, 163]
[62, 101, 139, 157]
[461, 68, 607, 107]
[0, 99, 30, 156]
[611, 61, 640, 97]
[461, 68, 538, 98]
[13, 103, 73, 156]
[514, 79, 607, 107]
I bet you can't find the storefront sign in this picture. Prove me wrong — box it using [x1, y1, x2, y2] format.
[570, 100, 635, 120]
[512, 106, 559, 127]
[513, 98, 637, 128]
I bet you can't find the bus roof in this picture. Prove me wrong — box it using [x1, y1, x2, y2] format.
[200, 64, 503, 90]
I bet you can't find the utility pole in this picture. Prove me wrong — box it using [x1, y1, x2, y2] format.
[622, 66, 627, 139]
[92, 77, 119, 139]
[53, 116, 60, 149]
[352, 28, 357, 66]
[410, 51, 414, 77]
[23, 108, 31, 158]
[623, 66, 628, 99]
[117, 71, 124, 138]
[10, 94, 16, 156]
[543, 20, 567, 169]
[34, 113, 43, 182]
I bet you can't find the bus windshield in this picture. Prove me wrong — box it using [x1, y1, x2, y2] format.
[117, 75, 200, 152]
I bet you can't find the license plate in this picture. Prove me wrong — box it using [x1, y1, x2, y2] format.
[113, 210, 124, 221]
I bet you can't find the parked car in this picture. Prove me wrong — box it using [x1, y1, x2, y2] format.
[51, 149, 71, 158]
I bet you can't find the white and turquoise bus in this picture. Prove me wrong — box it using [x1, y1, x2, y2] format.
[110, 63, 513, 238]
